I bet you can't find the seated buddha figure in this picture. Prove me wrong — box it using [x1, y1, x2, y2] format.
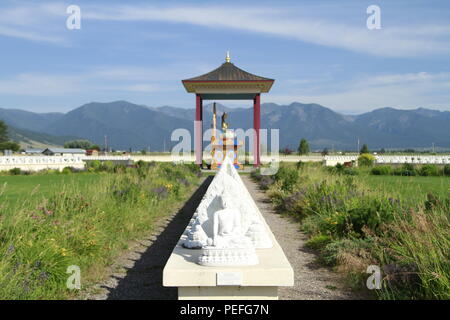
[212, 192, 251, 249]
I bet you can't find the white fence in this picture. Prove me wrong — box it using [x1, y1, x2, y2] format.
[2, 155, 449, 171]
[375, 155, 450, 165]
[0, 156, 85, 172]
[324, 155, 450, 166]
[81, 154, 324, 163]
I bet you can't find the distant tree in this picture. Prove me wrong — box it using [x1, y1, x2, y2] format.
[90, 144, 101, 151]
[360, 144, 370, 154]
[0, 120, 9, 143]
[298, 138, 310, 155]
[380, 148, 386, 154]
[321, 148, 329, 156]
[0, 141, 20, 152]
[141, 149, 147, 155]
[64, 139, 94, 149]
[0, 120, 20, 152]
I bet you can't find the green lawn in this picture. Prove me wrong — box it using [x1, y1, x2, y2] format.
[0, 173, 109, 205]
[0, 163, 201, 299]
[363, 175, 450, 203]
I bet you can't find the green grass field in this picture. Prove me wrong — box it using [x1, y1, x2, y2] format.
[364, 175, 449, 203]
[0, 163, 201, 299]
[0, 174, 108, 205]
[253, 162, 449, 300]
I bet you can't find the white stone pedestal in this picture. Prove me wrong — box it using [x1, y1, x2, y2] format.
[163, 208, 294, 300]
[178, 286, 278, 300]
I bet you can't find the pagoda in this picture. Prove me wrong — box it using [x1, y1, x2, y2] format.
[182, 52, 275, 167]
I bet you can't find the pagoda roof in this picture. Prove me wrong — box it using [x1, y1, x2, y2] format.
[182, 59, 274, 99]
[183, 62, 274, 82]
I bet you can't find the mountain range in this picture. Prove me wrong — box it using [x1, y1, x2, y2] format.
[1, 101, 449, 151]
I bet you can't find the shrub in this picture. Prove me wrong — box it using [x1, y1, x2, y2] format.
[185, 162, 201, 175]
[296, 161, 306, 170]
[9, 167, 21, 175]
[250, 170, 262, 181]
[100, 161, 115, 172]
[274, 166, 298, 192]
[61, 167, 72, 174]
[371, 166, 392, 176]
[281, 189, 307, 215]
[392, 164, 416, 176]
[305, 234, 332, 251]
[358, 153, 375, 167]
[443, 164, 450, 176]
[259, 175, 275, 190]
[418, 164, 440, 176]
[342, 168, 359, 176]
[321, 238, 374, 267]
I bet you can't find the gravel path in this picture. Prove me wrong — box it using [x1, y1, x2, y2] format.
[85, 174, 365, 300]
[241, 175, 367, 300]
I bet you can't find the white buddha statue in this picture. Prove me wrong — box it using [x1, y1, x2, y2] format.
[212, 193, 250, 248]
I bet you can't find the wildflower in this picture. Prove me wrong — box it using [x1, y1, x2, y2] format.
[7, 244, 15, 254]
[38, 271, 50, 283]
[33, 260, 42, 270]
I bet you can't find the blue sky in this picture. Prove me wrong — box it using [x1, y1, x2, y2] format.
[1, 0, 450, 114]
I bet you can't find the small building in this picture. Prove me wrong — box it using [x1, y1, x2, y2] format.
[25, 148, 44, 155]
[42, 148, 86, 156]
[85, 149, 99, 156]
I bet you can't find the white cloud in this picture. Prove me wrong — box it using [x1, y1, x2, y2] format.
[0, 73, 81, 95]
[269, 72, 450, 113]
[0, 25, 64, 44]
[0, 2, 66, 44]
[81, 4, 450, 57]
[1, 2, 450, 56]
[0, 66, 181, 96]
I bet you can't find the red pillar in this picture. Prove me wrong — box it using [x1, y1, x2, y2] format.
[253, 93, 261, 167]
[195, 94, 203, 165]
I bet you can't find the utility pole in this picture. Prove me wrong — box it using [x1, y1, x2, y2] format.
[104, 135, 108, 155]
[357, 138, 360, 155]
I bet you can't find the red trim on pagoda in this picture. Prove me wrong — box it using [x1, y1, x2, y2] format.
[195, 94, 203, 165]
[253, 93, 261, 167]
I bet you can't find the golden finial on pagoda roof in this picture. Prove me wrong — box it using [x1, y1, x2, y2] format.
[226, 51, 231, 63]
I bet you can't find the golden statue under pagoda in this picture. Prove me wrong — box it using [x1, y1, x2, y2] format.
[211, 103, 242, 170]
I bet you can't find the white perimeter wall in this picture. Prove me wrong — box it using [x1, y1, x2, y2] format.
[0, 156, 85, 172]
